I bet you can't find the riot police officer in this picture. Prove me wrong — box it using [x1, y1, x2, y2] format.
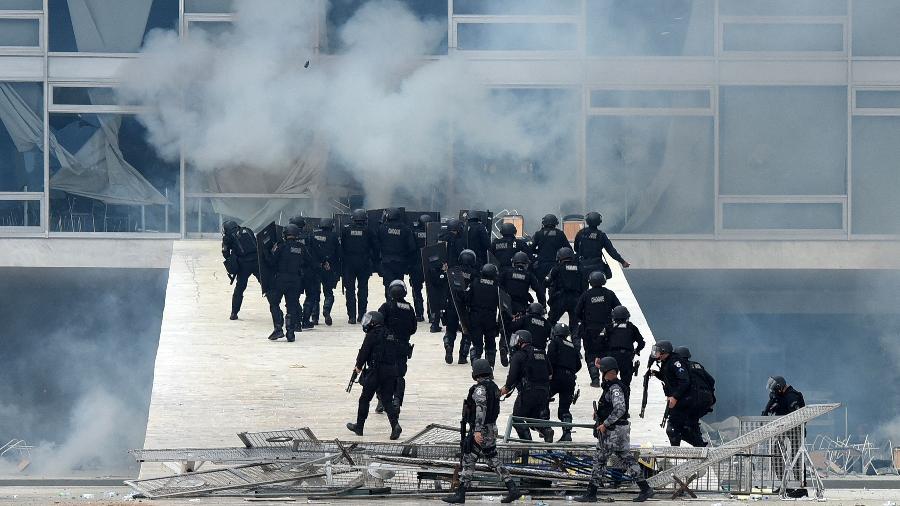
[652, 340, 706, 447]
[376, 280, 417, 414]
[221, 220, 259, 320]
[313, 218, 341, 326]
[375, 208, 417, 300]
[444, 249, 477, 365]
[547, 323, 581, 441]
[289, 216, 321, 329]
[498, 252, 546, 361]
[509, 302, 553, 351]
[490, 222, 531, 269]
[545, 247, 585, 327]
[576, 357, 654, 503]
[464, 263, 502, 366]
[501, 330, 554, 442]
[575, 272, 622, 387]
[599, 305, 644, 389]
[763, 376, 805, 416]
[341, 209, 378, 324]
[462, 212, 491, 267]
[265, 224, 311, 342]
[410, 214, 431, 322]
[573, 211, 630, 279]
[442, 359, 522, 504]
[531, 214, 570, 300]
[441, 218, 466, 267]
[346, 311, 403, 440]
[676, 346, 717, 419]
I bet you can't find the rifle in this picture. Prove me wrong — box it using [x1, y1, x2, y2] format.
[346, 368, 360, 393]
[592, 400, 599, 438]
[454, 399, 471, 487]
[639, 356, 657, 419]
[572, 388, 580, 405]
[661, 404, 670, 428]
[228, 273, 236, 285]
[633, 360, 640, 377]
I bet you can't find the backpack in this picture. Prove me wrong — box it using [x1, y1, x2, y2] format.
[233, 227, 258, 257]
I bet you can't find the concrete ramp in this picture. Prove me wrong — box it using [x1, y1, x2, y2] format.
[141, 241, 667, 478]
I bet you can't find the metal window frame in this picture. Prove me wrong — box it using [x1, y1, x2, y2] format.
[586, 85, 715, 116]
[182, 12, 234, 39]
[0, 192, 44, 231]
[716, 195, 848, 237]
[451, 14, 583, 55]
[0, 10, 44, 54]
[851, 85, 900, 115]
[718, 16, 848, 59]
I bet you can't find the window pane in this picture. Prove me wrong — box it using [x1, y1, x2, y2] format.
[720, 86, 847, 195]
[52, 86, 118, 106]
[586, 115, 715, 234]
[49, 114, 179, 233]
[187, 20, 234, 39]
[856, 90, 900, 109]
[454, 0, 578, 15]
[852, 117, 900, 234]
[186, 197, 315, 234]
[853, 0, 900, 56]
[722, 203, 843, 230]
[587, 0, 714, 56]
[0, 0, 42, 9]
[590, 89, 710, 109]
[457, 22, 577, 51]
[0, 82, 44, 192]
[49, 0, 178, 53]
[0, 199, 40, 227]
[723, 23, 844, 52]
[184, 0, 233, 13]
[720, 0, 846, 16]
[0, 18, 39, 47]
[327, 0, 448, 55]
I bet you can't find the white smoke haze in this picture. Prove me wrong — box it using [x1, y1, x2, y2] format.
[120, 0, 567, 209]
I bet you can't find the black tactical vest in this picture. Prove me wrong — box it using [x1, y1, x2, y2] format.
[596, 379, 630, 424]
[342, 225, 370, 255]
[577, 228, 604, 260]
[556, 262, 583, 293]
[523, 347, 551, 387]
[387, 300, 417, 337]
[526, 316, 551, 349]
[549, 336, 581, 372]
[371, 328, 405, 367]
[583, 288, 615, 329]
[605, 322, 636, 351]
[471, 277, 499, 312]
[466, 380, 501, 425]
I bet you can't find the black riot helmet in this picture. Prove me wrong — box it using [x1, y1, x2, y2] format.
[467, 212, 481, 222]
[509, 329, 532, 349]
[527, 302, 545, 316]
[419, 214, 432, 226]
[500, 222, 517, 237]
[284, 224, 301, 239]
[598, 356, 619, 374]
[551, 322, 570, 339]
[447, 218, 463, 233]
[386, 207, 403, 221]
[481, 263, 499, 280]
[512, 251, 530, 268]
[320, 218, 334, 230]
[767, 376, 787, 393]
[556, 247, 575, 263]
[360, 311, 385, 332]
[289, 216, 306, 228]
[652, 340, 674, 358]
[459, 249, 476, 266]
[351, 209, 367, 224]
[611, 305, 630, 322]
[471, 358, 493, 380]
[222, 220, 239, 234]
[675, 346, 691, 359]
[585, 212, 602, 228]
[589, 271, 607, 288]
[388, 279, 407, 300]
[541, 214, 558, 228]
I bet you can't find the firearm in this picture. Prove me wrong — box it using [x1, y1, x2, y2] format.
[572, 388, 581, 405]
[455, 399, 470, 486]
[592, 400, 599, 438]
[633, 360, 640, 377]
[346, 368, 360, 393]
[639, 356, 657, 419]
[661, 404, 670, 429]
[228, 273, 236, 285]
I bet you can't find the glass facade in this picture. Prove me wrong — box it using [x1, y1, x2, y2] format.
[2, 0, 900, 237]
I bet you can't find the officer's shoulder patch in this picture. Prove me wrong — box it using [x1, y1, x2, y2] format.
[397, 302, 412, 310]
[674, 361, 682, 368]
[613, 389, 622, 397]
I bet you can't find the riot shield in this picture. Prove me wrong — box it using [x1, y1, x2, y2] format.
[446, 265, 471, 334]
[421, 242, 448, 313]
[256, 221, 282, 296]
[425, 221, 444, 246]
[334, 213, 351, 232]
[488, 251, 500, 268]
[498, 287, 513, 318]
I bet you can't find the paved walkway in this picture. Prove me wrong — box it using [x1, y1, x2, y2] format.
[140, 241, 668, 478]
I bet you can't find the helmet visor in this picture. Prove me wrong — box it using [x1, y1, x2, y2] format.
[360, 313, 373, 329]
[766, 376, 778, 393]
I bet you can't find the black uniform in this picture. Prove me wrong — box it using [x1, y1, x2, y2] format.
[222, 226, 259, 317]
[266, 238, 312, 333]
[545, 260, 586, 327]
[463, 218, 491, 267]
[574, 226, 626, 280]
[341, 222, 378, 321]
[509, 313, 552, 351]
[378, 298, 417, 411]
[298, 228, 322, 326]
[409, 222, 428, 319]
[353, 325, 404, 432]
[530, 226, 570, 295]
[763, 386, 804, 416]
[547, 333, 581, 435]
[313, 225, 341, 322]
[442, 229, 466, 268]
[464, 275, 501, 366]
[574, 287, 622, 384]
[599, 321, 645, 389]
[498, 266, 545, 343]
[659, 353, 706, 447]
[489, 235, 531, 270]
[375, 218, 418, 298]
[504, 344, 553, 441]
[444, 264, 476, 360]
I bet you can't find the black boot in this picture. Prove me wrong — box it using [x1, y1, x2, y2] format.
[500, 480, 522, 503]
[633, 480, 654, 502]
[229, 313, 238, 320]
[268, 327, 284, 340]
[346, 422, 363, 436]
[442, 483, 466, 504]
[457, 352, 468, 365]
[390, 422, 402, 440]
[231, 294, 243, 320]
[443, 336, 454, 364]
[541, 427, 554, 443]
[559, 428, 572, 442]
[286, 326, 295, 342]
[324, 311, 333, 326]
[430, 320, 442, 333]
[348, 316, 356, 324]
[500, 349, 509, 367]
[575, 484, 598, 502]
[375, 399, 385, 414]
